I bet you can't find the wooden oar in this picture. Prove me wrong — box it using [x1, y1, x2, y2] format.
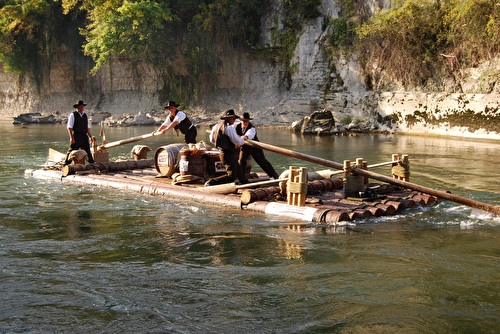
[201, 178, 288, 194]
[245, 139, 500, 215]
[202, 162, 393, 195]
[245, 139, 344, 170]
[98, 131, 161, 150]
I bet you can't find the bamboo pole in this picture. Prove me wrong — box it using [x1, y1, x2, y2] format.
[98, 131, 161, 150]
[287, 166, 297, 205]
[314, 160, 395, 179]
[200, 178, 288, 194]
[245, 139, 344, 170]
[244, 139, 500, 215]
[63, 159, 155, 176]
[297, 167, 307, 206]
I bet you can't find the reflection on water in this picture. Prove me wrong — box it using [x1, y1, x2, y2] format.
[1, 121, 499, 333]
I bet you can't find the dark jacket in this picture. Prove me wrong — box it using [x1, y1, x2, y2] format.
[71, 111, 89, 134]
[213, 121, 233, 151]
[170, 110, 193, 134]
[235, 122, 259, 141]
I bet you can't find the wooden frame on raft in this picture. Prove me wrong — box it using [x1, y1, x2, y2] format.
[287, 166, 308, 206]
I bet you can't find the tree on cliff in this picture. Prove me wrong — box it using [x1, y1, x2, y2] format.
[0, 0, 71, 75]
[62, 0, 174, 74]
[0, 0, 498, 96]
[352, 0, 500, 90]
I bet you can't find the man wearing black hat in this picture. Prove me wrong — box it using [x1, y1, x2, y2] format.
[155, 100, 197, 144]
[64, 100, 94, 165]
[235, 112, 280, 179]
[205, 109, 249, 186]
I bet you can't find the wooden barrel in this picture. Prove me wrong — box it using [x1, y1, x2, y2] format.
[180, 151, 206, 176]
[154, 143, 187, 177]
[203, 151, 226, 178]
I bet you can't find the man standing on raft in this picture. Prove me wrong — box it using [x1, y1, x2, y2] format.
[205, 109, 249, 186]
[64, 100, 94, 165]
[155, 100, 197, 144]
[235, 112, 280, 179]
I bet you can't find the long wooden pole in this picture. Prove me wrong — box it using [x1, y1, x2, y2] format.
[245, 139, 500, 215]
[244, 139, 343, 169]
[355, 168, 500, 215]
[315, 160, 394, 178]
[98, 131, 161, 150]
[200, 178, 289, 194]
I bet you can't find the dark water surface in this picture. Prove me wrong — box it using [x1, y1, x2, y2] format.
[1, 120, 499, 333]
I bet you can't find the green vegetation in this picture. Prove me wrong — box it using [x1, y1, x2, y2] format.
[183, 0, 270, 99]
[404, 107, 500, 132]
[0, 0, 69, 77]
[0, 0, 45, 74]
[0, 0, 270, 86]
[72, 0, 175, 74]
[277, 0, 321, 86]
[335, 0, 500, 89]
[0, 0, 498, 96]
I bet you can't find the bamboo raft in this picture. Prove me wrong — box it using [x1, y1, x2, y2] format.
[25, 165, 438, 224]
[26, 148, 444, 225]
[26, 129, 499, 225]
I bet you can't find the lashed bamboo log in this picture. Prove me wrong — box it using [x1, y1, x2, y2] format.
[201, 178, 288, 194]
[244, 139, 500, 215]
[62, 159, 154, 176]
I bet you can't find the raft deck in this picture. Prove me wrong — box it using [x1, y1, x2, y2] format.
[25, 162, 438, 225]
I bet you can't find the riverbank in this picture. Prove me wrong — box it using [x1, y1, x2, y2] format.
[4, 112, 499, 142]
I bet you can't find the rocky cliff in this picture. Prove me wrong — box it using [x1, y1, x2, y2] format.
[0, 0, 498, 140]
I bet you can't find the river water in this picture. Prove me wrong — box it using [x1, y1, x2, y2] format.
[1, 120, 499, 333]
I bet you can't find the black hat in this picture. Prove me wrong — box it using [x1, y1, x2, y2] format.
[220, 109, 240, 119]
[164, 100, 180, 109]
[73, 100, 87, 108]
[241, 112, 253, 120]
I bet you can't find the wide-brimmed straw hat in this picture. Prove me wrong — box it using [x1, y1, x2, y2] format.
[220, 109, 240, 119]
[164, 100, 180, 109]
[241, 112, 253, 120]
[73, 100, 87, 108]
